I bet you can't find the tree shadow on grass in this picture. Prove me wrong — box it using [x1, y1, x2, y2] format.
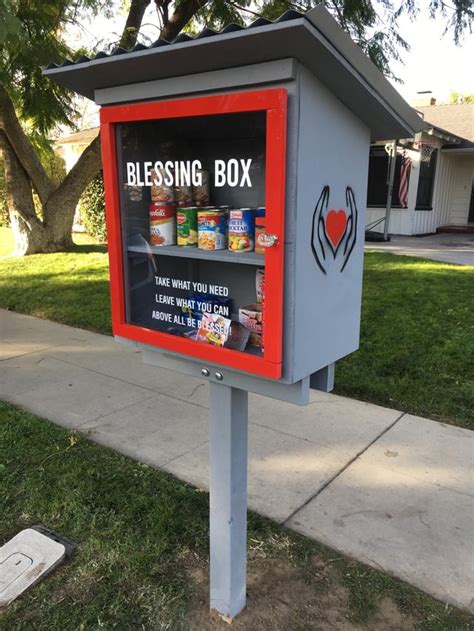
[66, 243, 108, 254]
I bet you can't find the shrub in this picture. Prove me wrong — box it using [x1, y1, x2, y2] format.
[43, 150, 67, 188]
[80, 171, 107, 242]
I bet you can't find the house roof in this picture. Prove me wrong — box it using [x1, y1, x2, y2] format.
[417, 103, 474, 142]
[424, 123, 467, 144]
[43, 5, 424, 140]
[54, 127, 100, 146]
[441, 139, 474, 154]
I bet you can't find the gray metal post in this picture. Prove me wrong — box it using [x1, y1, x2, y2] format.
[383, 139, 398, 241]
[209, 381, 248, 621]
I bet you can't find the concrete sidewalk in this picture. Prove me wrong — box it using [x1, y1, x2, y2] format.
[366, 232, 474, 266]
[1, 309, 473, 612]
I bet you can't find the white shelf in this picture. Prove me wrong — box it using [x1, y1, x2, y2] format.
[128, 243, 264, 266]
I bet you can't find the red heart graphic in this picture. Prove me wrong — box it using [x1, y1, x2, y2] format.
[325, 209, 347, 249]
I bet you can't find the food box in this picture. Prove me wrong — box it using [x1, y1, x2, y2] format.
[238, 304, 263, 347]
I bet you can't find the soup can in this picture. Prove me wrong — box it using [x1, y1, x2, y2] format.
[255, 211, 266, 255]
[149, 203, 176, 246]
[193, 170, 210, 206]
[177, 207, 198, 247]
[151, 169, 174, 203]
[175, 184, 193, 207]
[126, 184, 143, 202]
[228, 208, 255, 252]
[198, 209, 227, 250]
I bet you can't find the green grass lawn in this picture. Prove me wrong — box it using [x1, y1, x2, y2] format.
[0, 226, 15, 256]
[336, 251, 474, 428]
[0, 227, 110, 334]
[0, 227, 472, 427]
[1, 401, 472, 629]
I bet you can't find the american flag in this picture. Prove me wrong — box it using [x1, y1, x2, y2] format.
[398, 154, 411, 208]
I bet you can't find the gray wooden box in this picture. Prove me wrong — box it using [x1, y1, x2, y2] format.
[44, 5, 423, 400]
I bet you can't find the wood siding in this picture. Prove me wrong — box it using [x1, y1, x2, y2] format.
[448, 157, 474, 225]
[366, 151, 474, 235]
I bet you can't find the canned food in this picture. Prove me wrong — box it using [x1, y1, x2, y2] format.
[149, 203, 176, 246]
[177, 207, 198, 247]
[239, 304, 263, 348]
[175, 184, 193, 207]
[198, 209, 227, 250]
[193, 170, 210, 206]
[126, 184, 143, 202]
[151, 169, 174, 203]
[228, 208, 255, 252]
[255, 212, 266, 255]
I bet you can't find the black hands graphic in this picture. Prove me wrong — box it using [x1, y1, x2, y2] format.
[310, 186, 358, 275]
[341, 186, 358, 273]
[311, 186, 330, 275]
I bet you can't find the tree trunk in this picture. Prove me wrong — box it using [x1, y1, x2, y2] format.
[160, 0, 208, 41]
[120, 0, 151, 48]
[0, 130, 49, 255]
[0, 85, 54, 205]
[0, 128, 99, 253]
[0, 91, 102, 254]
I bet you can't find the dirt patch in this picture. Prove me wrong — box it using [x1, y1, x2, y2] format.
[184, 556, 416, 630]
[369, 597, 416, 630]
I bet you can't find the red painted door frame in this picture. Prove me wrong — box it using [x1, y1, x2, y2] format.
[100, 88, 287, 379]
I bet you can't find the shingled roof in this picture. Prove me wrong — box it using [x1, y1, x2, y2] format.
[53, 127, 100, 145]
[417, 103, 474, 142]
[43, 5, 424, 140]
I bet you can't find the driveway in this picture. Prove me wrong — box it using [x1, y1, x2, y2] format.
[366, 233, 474, 266]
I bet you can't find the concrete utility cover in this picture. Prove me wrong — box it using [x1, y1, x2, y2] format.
[0, 528, 66, 608]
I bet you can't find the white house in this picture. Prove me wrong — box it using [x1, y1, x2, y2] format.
[54, 126, 100, 171]
[54, 127, 100, 231]
[366, 102, 474, 235]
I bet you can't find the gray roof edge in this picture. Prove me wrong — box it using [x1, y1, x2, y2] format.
[441, 144, 474, 154]
[296, 20, 420, 138]
[43, 19, 306, 77]
[42, 7, 423, 137]
[305, 5, 425, 136]
[42, 20, 307, 102]
[425, 124, 467, 143]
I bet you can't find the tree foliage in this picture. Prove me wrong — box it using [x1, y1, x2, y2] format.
[449, 90, 474, 104]
[0, 1, 21, 45]
[183, 0, 472, 80]
[1, 2, 110, 133]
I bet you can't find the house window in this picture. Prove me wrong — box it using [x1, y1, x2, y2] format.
[415, 150, 437, 210]
[367, 146, 402, 207]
